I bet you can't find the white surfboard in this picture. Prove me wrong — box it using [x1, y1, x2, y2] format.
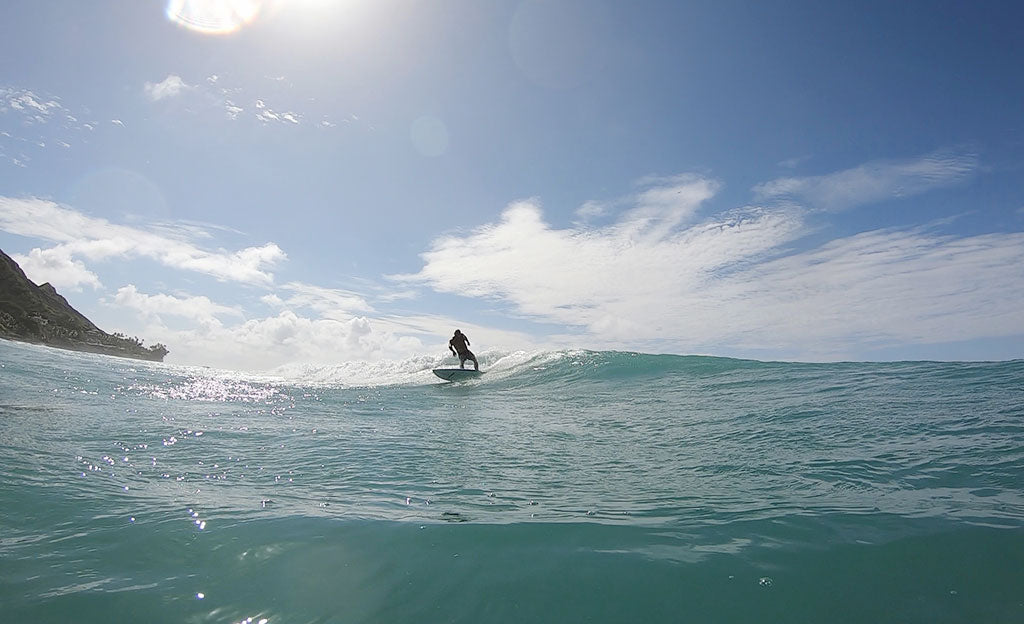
[432, 368, 484, 381]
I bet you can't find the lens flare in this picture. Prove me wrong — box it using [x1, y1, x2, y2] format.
[166, 0, 263, 35]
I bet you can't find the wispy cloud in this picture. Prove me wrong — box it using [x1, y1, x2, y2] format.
[144, 74, 190, 101]
[398, 176, 803, 336]
[0, 197, 286, 286]
[254, 99, 301, 125]
[618, 174, 719, 241]
[1, 87, 64, 122]
[754, 150, 979, 212]
[1, 87, 96, 166]
[139, 74, 314, 127]
[777, 154, 811, 169]
[264, 282, 375, 319]
[693, 227, 1024, 355]
[400, 161, 1024, 357]
[224, 101, 243, 120]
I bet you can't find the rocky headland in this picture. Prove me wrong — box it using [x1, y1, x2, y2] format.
[0, 249, 168, 362]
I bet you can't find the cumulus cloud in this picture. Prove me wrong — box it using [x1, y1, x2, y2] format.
[12, 247, 102, 290]
[108, 284, 437, 370]
[400, 165, 1024, 357]
[113, 285, 242, 323]
[754, 150, 978, 212]
[144, 75, 190, 101]
[142, 310, 419, 371]
[138, 306, 543, 371]
[0, 196, 285, 285]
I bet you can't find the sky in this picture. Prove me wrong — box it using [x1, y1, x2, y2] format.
[1, 0, 1023, 371]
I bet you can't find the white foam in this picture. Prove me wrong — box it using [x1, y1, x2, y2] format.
[138, 349, 579, 391]
[267, 349, 569, 389]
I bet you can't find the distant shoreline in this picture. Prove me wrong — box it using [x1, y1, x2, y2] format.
[0, 334, 168, 362]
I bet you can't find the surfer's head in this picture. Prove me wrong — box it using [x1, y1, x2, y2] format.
[454, 329, 462, 336]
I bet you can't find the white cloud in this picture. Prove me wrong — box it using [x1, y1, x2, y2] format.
[754, 150, 978, 212]
[224, 101, 243, 120]
[778, 155, 811, 169]
[400, 170, 1024, 357]
[110, 286, 452, 370]
[0, 196, 285, 285]
[132, 307, 542, 371]
[619, 174, 718, 241]
[1, 87, 93, 156]
[375, 289, 417, 302]
[113, 285, 242, 323]
[399, 176, 799, 332]
[143, 311, 421, 370]
[144, 75, 190, 101]
[683, 228, 1024, 355]
[254, 99, 301, 125]
[136, 75, 341, 129]
[574, 175, 716, 229]
[12, 247, 102, 290]
[1, 88, 63, 121]
[277, 282, 374, 318]
[575, 200, 606, 220]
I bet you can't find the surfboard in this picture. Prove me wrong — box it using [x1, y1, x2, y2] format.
[432, 368, 484, 381]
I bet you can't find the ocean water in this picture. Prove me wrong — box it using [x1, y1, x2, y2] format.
[1, 339, 1023, 624]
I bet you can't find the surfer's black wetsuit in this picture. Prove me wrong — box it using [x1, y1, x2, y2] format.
[448, 331, 479, 370]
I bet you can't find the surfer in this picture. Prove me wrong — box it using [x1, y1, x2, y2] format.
[448, 329, 479, 371]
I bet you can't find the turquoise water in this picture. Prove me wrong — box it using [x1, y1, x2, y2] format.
[1, 338, 1022, 623]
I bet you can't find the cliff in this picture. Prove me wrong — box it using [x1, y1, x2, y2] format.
[0, 249, 168, 362]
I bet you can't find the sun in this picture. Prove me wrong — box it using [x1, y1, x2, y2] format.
[166, 0, 263, 35]
[166, 0, 348, 35]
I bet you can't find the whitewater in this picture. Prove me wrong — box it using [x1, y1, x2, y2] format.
[1, 338, 1022, 623]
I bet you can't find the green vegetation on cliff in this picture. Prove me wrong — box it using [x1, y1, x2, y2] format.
[0, 249, 168, 362]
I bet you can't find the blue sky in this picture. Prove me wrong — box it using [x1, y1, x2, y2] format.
[1, 0, 1023, 370]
